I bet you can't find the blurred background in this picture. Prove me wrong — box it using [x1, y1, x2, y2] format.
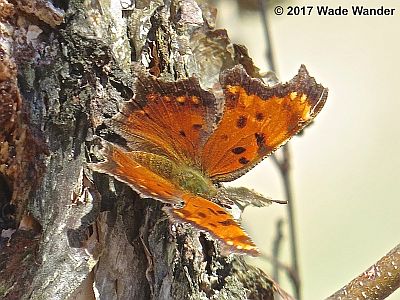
[214, 0, 400, 299]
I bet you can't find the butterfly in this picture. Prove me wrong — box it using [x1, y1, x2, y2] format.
[91, 64, 328, 256]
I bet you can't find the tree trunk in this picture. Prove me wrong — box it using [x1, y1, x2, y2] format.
[0, 0, 276, 299]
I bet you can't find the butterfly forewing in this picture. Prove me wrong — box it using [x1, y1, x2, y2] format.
[202, 65, 328, 182]
[110, 72, 218, 166]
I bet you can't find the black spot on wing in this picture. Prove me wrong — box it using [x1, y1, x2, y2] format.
[219, 219, 236, 226]
[197, 212, 207, 218]
[192, 123, 202, 130]
[255, 133, 266, 148]
[207, 207, 218, 215]
[239, 157, 250, 165]
[231, 147, 246, 154]
[255, 112, 264, 121]
[236, 116, 247, 128]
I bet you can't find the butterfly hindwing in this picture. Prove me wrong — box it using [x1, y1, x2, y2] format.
[91, 141, 183, 205]
[92, 141, 258, 255]
[164, 193, 259, 255]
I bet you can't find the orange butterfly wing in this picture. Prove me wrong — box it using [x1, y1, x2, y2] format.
[91, 141, 258, 255]
[202, 65, 328, 181]
[91, 142, 183, 205]
[164, 194, 259, 255]
[92, 65, 328, 256]
[109, 72, 217, 165]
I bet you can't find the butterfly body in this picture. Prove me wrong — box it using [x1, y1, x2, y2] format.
[172, 165, 217, 198]
[91, 64, 328, 255]
[129, 151, 217, 198]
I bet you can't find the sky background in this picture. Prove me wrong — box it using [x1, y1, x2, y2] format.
[215, 0, 400, 299]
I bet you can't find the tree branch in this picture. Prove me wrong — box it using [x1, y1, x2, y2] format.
[326, 243, 400, 300]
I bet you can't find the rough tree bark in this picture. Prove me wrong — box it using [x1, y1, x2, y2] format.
[0, 0, 278, 299]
